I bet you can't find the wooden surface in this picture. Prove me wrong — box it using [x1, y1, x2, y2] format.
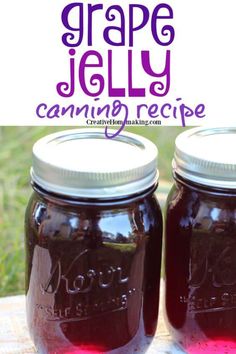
[0, 282, 184, 354]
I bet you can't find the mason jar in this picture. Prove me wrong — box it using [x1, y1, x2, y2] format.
[165, 127, 236, 354]
[25, 129, 163, 354]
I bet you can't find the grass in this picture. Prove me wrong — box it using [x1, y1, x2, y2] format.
[0, 126, 185, 297]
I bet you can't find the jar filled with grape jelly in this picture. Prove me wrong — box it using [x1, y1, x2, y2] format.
[165, 127, 236, 354]
[25, 129, 162, 354]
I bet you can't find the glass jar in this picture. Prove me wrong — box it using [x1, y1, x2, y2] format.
[165, 127, 236, 354]
[25, 129, 163, 354]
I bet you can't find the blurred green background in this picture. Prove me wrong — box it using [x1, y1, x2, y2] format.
[0, 126, 185, 297]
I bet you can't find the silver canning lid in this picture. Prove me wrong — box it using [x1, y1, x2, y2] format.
[31, 129, 159, 198]
[173, 127, 236, 189]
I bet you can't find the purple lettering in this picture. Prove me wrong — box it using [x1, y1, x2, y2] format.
[129, 5, 149, 47]
[62, 3, 84, 47]
[179, 104, 194, 127]
[137, 104, 148, 118]
[160, 103, 171, 118]
[105, 100, 129, 138]
[108, 50, 125, 97]
[36, 103, 47, 118]
[79, 50, 104, 97]
[148, 104, 159, 118]
[88, 4, 103, 46]
[128, 50, 145, 97]
[142, 50, 171, 96]
[152, 4, 175, 46]
[104, 6, 125, 46]
[195, 104, 206, 118]
[56, 49, 75, 98]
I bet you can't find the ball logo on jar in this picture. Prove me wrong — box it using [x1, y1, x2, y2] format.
[40, 249, 129, 295]
[189, 243, 236, 288]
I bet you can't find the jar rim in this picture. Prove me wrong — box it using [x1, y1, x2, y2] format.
[32, 181, 158, 206]
[173, 172, 236, 196]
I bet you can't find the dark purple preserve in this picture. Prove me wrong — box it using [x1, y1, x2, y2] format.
[165, 128, 236, 354]
[25, 129, 162, 354]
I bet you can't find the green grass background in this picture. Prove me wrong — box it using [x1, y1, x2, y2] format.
[0, 126, 185, 297]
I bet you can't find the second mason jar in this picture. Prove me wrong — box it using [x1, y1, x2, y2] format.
[25, 129, 163, 354]
[165, 127, 236, 354]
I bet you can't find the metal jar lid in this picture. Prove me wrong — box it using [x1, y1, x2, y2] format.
[173, 127, 236, 189]
[31, 129, 159, 199]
